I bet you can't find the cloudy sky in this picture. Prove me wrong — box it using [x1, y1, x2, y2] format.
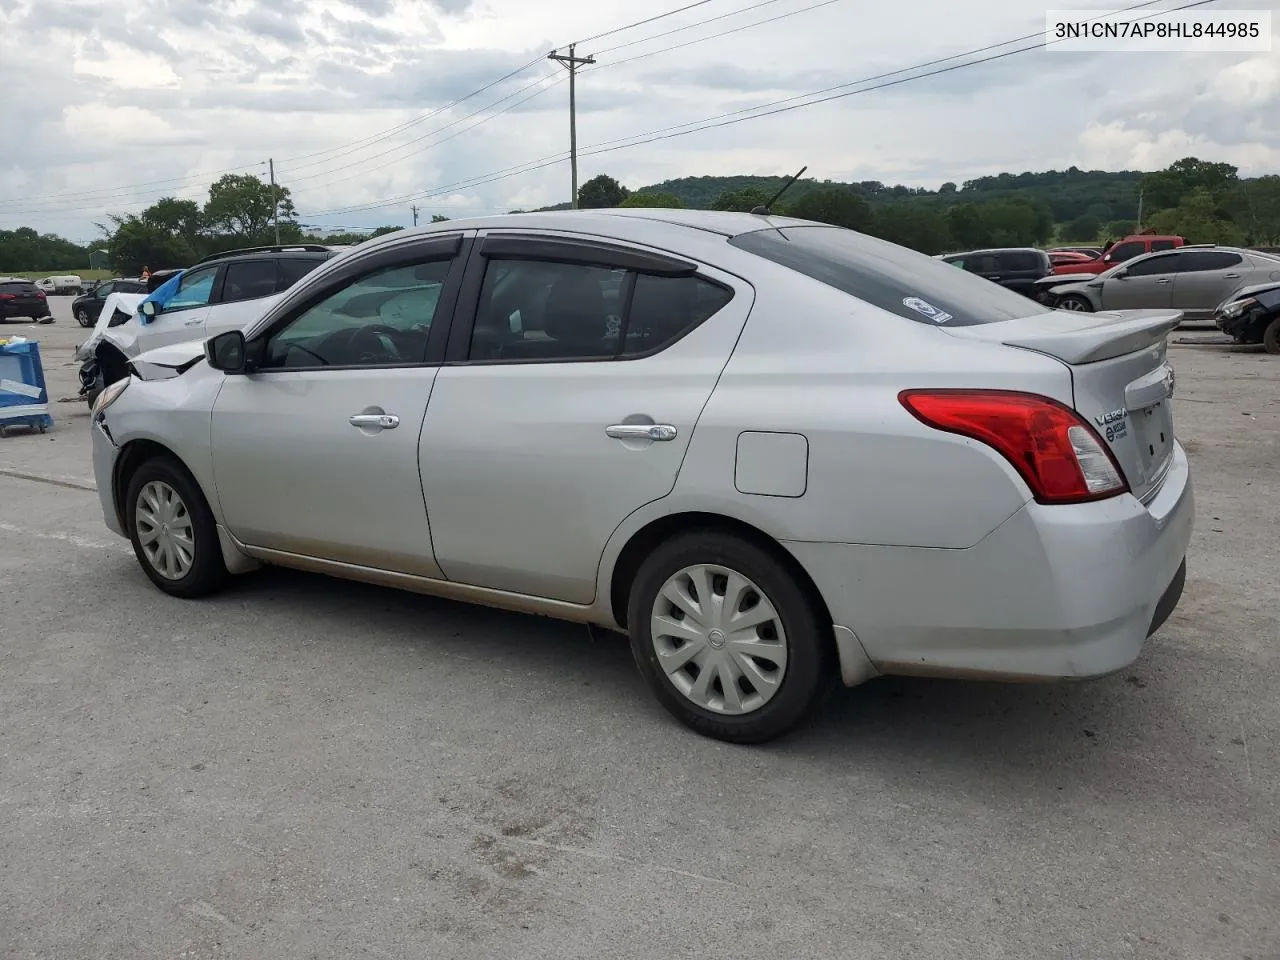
[0, 0, 1275, 240]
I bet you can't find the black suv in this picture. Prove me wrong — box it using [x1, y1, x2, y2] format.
[0, 278, 52, 322]
[938, 248, 1053, 299]
[72, 277, 149, 327]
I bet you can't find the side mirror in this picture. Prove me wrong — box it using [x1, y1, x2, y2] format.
[140, 300, 158, 317]
[206, 330, 247, 374]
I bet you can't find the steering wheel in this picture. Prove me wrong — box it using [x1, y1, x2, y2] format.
[338, 324, 403, 364]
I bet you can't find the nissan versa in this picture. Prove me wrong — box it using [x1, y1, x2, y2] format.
[88, 209, 1194, 744]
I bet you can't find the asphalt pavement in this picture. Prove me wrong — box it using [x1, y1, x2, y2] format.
[1, 298, 1277, 959]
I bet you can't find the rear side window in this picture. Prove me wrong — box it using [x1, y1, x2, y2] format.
[1151, 239, 1177, 251]
[222, 260, 278, 303]
[1178, 251, 1244, 271]
[278, 257, 325, 290]
[729, 226, 1042, 327]
[998, 251, 1045, 271]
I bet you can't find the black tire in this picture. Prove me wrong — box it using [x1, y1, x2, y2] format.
[82, 369, 104, 409]
[627, 529, 835, 744]
[1264, 317, 1280, 355]
[76, 308, 92, 327]
[1056, 294, 1093, 313]
[124, 455, 228, 598]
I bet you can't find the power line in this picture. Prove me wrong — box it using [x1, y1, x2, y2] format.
[590, 0, 789, 55]
[571, 0, 717, 46]
[301, 0, 1208, 219]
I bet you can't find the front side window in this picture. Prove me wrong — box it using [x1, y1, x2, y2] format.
[467, 258, 732, 362]
[1125, 254, 1182, 277]
[95, 281, 115, 299]
[729, 226, 1042, 327]
[260, 259, 451, 369]
[1151, 239, 1177, 251]
[166, 265, 219, 312]
[222, 260, 278, 303]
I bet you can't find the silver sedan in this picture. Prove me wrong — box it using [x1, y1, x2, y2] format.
[89, 210, 1194, 744]
[1036, 245, 1280, 320]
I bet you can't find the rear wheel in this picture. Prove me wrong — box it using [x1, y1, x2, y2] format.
[1264, 316, 1280, 355]
[1056, 294, 1093, 312]
[627, 530, 834, 744]
[125, 455, 228, 598]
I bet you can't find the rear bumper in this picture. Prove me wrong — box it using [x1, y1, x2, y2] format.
[786, 441, 1194, 683]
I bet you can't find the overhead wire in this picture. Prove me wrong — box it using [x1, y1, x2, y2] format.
[302, 0, 1208, 219]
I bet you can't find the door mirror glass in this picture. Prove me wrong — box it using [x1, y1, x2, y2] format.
[206, 330, 247, 373]
[140, 300, 158, 317]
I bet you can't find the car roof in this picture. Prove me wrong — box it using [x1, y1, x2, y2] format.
[194, 244, 347, 266]
[943, 247, 1047, 257]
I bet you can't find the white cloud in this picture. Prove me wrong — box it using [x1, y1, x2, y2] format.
[0, 0, 1275, 240]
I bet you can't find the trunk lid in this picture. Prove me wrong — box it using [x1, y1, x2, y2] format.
[944, 309, 1182, 502]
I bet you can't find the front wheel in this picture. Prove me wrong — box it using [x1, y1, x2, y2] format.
[1263, 316, 1280, 355]
[627, 530, 834, 744]
[76, 308, 92, 327]
[125, 455, 228, 598]
[1056, 294, 1093, 312]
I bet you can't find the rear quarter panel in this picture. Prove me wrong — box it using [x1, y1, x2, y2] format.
[667, 260, 1076, 549]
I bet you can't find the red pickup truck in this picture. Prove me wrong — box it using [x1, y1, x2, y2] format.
[1051, 234, 1186, 276]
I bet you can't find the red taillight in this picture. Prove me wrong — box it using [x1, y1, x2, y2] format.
[898, 389, 1129, 504]
[0, 293, 15, 301]
[35, 291, 46, 299]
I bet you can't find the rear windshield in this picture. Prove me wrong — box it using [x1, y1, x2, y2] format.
[0, 281, 37, 294]
[728, 226, 1044, 327]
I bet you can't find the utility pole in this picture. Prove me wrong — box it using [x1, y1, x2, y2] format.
[548, 44, 595, 209]
[411, 204, 419, 227]
[1136, 184, 1144, 232]
[268, 158, 281, 245]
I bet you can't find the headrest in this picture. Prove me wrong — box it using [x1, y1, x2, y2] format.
[543, 273, 611, 345]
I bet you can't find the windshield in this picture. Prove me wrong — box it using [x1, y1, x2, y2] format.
[728, 226, 1044, 326]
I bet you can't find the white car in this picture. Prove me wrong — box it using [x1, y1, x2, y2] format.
[35, 275, 83, 295]
[76, 245, 343, 403]
[88, 210, 1193, 744]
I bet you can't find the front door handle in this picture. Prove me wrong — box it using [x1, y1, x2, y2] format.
[1223, 273, 1241, 279]
[350, 413, 399, 429]
[184, 317, 204, 325]
[607, 423, 676, 441]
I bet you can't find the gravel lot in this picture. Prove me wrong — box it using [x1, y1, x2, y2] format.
[2, 299, 1277, 960]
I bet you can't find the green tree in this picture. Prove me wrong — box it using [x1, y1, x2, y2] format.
[619, 191, 683, 209]
[430, 214, 450, 223]
[784, 188, 874, 231]
[578, 174, 629, 209]
[370, 225, 403, 237]
[1146, 188, 1245, 244]
[710, 188, 771, 212]
[0, 227, 90, 272]
[203, 173, 298, 243]
[1143, 157, 1239, 213]
[1224, 175, 1280, 245]
[141, 197, 203, 248]
[1063, 213, 1102, 241]
[869, 204, 952, 254]
[103, 216, 195, 274]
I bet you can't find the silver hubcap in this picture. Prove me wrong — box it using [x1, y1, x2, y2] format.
[135, 480, 195, 580]
[650, 563, 788, 715]
[1060, 298, 1086, 311]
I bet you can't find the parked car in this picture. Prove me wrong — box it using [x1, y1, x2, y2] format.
[1049, 246, 1104, 259]
[1049, 251, 1097, 273]
[1033, 245, 1280, 320]
[1052, 234, 1186, 276]
[937, 247, 1053, 297]
[73, 278, 148, 327]
[34, 275, 84, 295]
[0, 277, 52, 322]
[1215, 279, 1280, 353]
[76, 244, 342, 405]
[88, 210, 1193, 744]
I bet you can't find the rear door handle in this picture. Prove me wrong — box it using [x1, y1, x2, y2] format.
[607, 423, 677, 441]
[1154, 278, 1171, 284]
[350, 413, 399, 429]
[1223, 273, 1241, 279]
